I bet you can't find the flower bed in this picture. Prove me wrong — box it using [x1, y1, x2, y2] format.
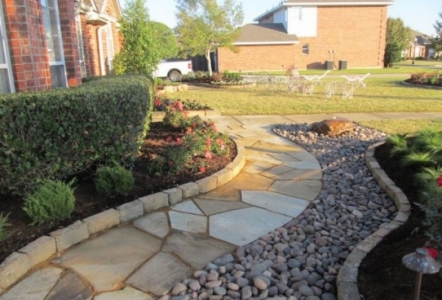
[406, 71, 442, 88]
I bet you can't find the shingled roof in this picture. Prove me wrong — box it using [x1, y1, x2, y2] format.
[255, 0, 394, 22]
[234, 23, 299, 45]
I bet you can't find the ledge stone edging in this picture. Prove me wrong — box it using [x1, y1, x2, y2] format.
[0, 137, 245, 293]
[152, 110, 220, 123]
[336, 142, 411, 300]
[401, 80, 442, 90]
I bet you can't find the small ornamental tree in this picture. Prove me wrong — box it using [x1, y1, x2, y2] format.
[432, 11, 442, 59]
[175, 0, 244, 76]
[114, 0, 177, 75]
[384, 18, 411, 67]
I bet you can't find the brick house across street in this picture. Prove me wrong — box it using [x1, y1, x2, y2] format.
[218, 0, 394, 72]
[0, 0, 121, 93]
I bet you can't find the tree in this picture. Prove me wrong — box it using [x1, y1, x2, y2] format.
[432, 11, 442, 59]
[150, 21, 179, 59]
[384, 18, 411, 67]
[175, 0, 244, 76]
[114, 0, 177, 75]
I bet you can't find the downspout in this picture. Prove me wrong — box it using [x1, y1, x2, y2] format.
[97, 24, 107, 76]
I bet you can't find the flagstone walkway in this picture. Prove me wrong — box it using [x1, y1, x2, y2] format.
[2, 112, 442, 300]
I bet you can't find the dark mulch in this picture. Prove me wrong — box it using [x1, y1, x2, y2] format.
[0, 122, 236, 262]
[358, 142, 442, 300]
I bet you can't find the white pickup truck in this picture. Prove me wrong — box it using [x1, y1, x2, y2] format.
[153, 59, 193, 82]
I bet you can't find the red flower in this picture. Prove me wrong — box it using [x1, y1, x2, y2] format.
[154, 98, 162, 107]
[174, 138, 181, 146]
[216, 139, 224, 145]
[425, 247, 439, 259]
[437, 175, 442, 187]
[165, 136, 173, 142]
[199, 166, 206, 173]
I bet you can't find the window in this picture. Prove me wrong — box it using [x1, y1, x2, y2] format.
[302, 44, 309, 55]
[294, 6, 302, 20]
[0, 1, 14, 93]
[75, 16, 86, 78]
[41, 0, 67, 88]
[105, 23, 114, 74]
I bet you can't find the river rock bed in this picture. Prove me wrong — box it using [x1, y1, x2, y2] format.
[164, 123, 395, 300]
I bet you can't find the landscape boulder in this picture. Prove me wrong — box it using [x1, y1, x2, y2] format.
[311, 118, 354, 136]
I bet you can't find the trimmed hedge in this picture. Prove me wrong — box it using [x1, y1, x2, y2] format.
[0, 75, 153, 196]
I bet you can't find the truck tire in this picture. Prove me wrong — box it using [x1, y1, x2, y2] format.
[168, 70, 182, 82]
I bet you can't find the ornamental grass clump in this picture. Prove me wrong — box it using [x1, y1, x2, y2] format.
[388, 128, 442, 248]
[23, 179, 75, 225]
[0, 213, 12, 242]
[94, 165, 135, 198]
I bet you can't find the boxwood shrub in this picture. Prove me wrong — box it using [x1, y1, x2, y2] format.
[0, 74, 153, 196]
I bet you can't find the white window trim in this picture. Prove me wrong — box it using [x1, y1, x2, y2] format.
[42, 0, 68, 88]
[75, 15, 87, 77]
[106, 22, 114, 73]
[0, 0, 15, 93]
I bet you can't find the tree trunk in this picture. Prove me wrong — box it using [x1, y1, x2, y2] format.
[206, 50, 212, 77]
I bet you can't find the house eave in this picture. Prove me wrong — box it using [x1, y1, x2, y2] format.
[85, 11, 119, 25]
[234, 41, 299, 46]
[254, 1, 394, 22]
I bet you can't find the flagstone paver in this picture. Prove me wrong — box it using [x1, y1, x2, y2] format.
[126, 252, 192, 296]
[133, 212, 170, 238]
[270, 179, 322, 200]
[172, 200, 204, 215]
[273, 168, 322, 180]
[0, 267, 62, 300]
[94, 287, 153, 300]
[53, 226, 162, 292]
[209, 207, 292, 246]
[198, 172, 274, 201]
[45, 272, 92, 300]
[162, 232, 236, 269]
[194, 198, 250, 215]
[241, 190, 310, 217]
[168, 211, 207, 233]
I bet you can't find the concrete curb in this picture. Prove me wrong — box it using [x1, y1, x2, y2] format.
[336, 141, 411, 300]
[0, 138, 246, 293]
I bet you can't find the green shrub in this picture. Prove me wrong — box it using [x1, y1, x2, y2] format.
[23, 180, 76, 225]
[0, 213, 12, 242]
[95, 165, 135, 198]
[0, 75, 153, 196]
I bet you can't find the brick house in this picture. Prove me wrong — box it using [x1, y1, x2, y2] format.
[0, 0, 121, 93]
[218, 0, 394, 71]
[403, 30, 434, 60]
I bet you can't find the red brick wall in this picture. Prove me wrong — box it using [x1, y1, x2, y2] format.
[58, 1, 81, 87]
[3, 0, 51, 92]
[219, 5, 388, 71]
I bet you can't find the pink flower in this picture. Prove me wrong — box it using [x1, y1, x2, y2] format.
[199, 166, 206, 173]
[205, 151, 213, 160]
[175, 101, 184, 111]
[206, 137, 211, 147]
[216, 139, 224, 145]
[165, 136, 173, 142]
[174, 138, 181, 145]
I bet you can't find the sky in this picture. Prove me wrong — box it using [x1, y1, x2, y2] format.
[132, 0, 442, 37]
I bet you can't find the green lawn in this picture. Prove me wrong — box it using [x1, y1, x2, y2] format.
[172, 77, 442, 115]
[359, 119, 442, 135]
[244, 61, 441, 76]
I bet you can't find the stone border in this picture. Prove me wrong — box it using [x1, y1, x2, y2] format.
[0, 138, 246, 293]
[401, 80, 442, 90]
[152, 110, 220, 122]
[336, 142, 411, 300]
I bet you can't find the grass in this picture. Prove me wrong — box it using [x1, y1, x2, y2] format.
[173, 77, 442, 115]
[244, 60, 441, 76]
[359, 119, 442, 135]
